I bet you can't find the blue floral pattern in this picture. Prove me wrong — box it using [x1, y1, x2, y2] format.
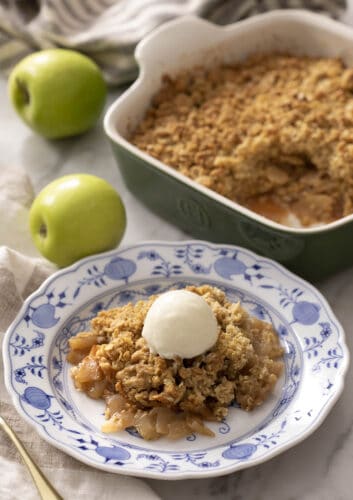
[10, 331, 44, 356]
[24, 290, 71, 328]
[15, 355, 46, 384]
[73, 257, 137, 298]
[259, 284, 321, 325]
[3, 241, 348, 479]
[214, 249, 266, 283]
[138, 250, 183, 277]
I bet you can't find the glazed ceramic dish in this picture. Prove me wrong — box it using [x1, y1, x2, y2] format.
[3, 241, 349, 479]
[104, 11, 353, 282]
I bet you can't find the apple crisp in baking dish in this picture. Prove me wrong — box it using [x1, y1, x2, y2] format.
[67, 285, 283, 440]
[130, 54, 353, 227]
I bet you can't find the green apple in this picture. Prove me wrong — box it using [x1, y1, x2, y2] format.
[29, 174, 126, 267]
[8, 49, 106, 139]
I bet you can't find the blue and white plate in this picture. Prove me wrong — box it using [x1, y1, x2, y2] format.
[3, 241, 349, 479]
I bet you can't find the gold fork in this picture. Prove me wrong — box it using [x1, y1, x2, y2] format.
[0, 415, 63, 499]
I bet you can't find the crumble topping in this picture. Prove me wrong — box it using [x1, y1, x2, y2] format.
[130, 54, 353, 227]
[68, 285, 283, 440]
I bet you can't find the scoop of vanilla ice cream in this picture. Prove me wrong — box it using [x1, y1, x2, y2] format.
[142, 290, 218, 359]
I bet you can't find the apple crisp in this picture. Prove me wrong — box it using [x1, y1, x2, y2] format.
[68, 285, 283, 440]
[130, 54, 353, 227]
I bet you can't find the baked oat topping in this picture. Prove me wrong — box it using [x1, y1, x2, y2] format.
[68, 285, 283, 440]
[130, 54, 353, 227]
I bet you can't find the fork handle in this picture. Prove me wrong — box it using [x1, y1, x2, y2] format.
[1, 417, 63, 499]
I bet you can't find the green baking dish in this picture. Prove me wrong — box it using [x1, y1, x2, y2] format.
[104, 11, 353, 282]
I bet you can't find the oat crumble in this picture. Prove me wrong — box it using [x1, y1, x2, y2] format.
[130, 54, 353, 227]
[67, 285, 283, 440]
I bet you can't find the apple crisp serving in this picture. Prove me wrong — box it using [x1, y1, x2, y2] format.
[130, 54, 353, 227]
[68, 285, 283, 440]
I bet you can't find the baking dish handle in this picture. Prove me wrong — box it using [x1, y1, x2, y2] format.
[134, 15, 223, 69]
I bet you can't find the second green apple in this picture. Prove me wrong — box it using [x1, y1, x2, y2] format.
[29, 174, 126, 267]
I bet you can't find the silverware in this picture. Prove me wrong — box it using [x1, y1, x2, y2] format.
[0, 415, 63, 499]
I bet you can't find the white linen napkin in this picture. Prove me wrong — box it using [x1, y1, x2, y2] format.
[0, 167, 160, 499]
[0, 0, 346, 85]
[0, 165, 40, 257]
